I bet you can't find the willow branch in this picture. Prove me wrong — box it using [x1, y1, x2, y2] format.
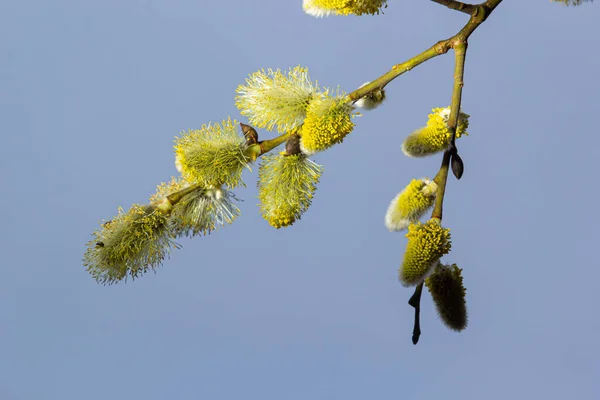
[430, 0, 477, 14]
[409, 40, 469, 345]
[258, 131, 292, 155]
[166, 183, 204, 205]
[430, 42, 467, 222]
[229, 2, 500, 173]
[430, 153, 452, 221]
[256, 2, 501, 161]
[347, 0, 501, 102]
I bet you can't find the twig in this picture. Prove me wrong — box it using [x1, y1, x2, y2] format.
[408, 283, 424, 344]
[254, 1, 502, 161]
[431, 42, 468, 221]
[410, 38, 469, 345]
[347, 0, 502, 102]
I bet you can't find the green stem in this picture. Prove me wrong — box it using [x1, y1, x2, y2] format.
[448, 43, 467, 138]
[431, 42, 468, 221]
[431, 152, 452, 221]
[259, 132, 292, 155]
[346, 0, 501, 103]
[166, 183, 204, 206]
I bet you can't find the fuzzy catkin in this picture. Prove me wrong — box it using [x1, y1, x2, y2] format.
[258, 153, 323, 228]
[174, 118, 250, 189]
[84, 204, 176, 285]
[425, 263, 468, 331]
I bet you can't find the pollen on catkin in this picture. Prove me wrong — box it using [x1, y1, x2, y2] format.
[425, 263, 468, 331]
[399, 219, 451, 286]
[401, 107, 470, 157]
[83, 204, 177, 285]
[303, 0, 387, 17]
[174, 118, 250, 189]
[428, 107, 469, 139]
[258, 153, 323, 228]
[299, 94, 355, 155]
[235, 66, 317, 132]
[385, 178, 437, 231]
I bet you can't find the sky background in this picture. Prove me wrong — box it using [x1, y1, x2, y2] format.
[1, 1, 599, 399]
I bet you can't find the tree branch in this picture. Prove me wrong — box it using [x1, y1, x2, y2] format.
[252, 0, 503, 162]
[347, 0, 502, 102]
[431, 42, 467, 221]
[409, 39, 469, 345]
[258, 131, 292, 155]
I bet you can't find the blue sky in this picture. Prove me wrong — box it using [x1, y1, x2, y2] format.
[1, 1, 599, 399]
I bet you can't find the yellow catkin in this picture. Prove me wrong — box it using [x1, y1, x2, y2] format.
[174, 118, 250, 189]
[399, 220, 451, 286]
[304, 0, 387, 17]
[235, 66, 317, 132]
[258, 153, 323, 228]
[84, 204, 176, 285]
[300, 96, 354, 155]
[385, 179, 437, 231]
[402, 107, 470, 157]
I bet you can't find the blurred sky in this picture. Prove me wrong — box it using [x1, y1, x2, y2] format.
[1, 1, 599, 399]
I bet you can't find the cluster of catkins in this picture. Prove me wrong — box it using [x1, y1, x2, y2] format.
[385, 106, 471, 332]
[84, 63, 469, 334]
[84, 65, 359, 284]
[85, 0, 467, 332]
[84, 117, 249, 284]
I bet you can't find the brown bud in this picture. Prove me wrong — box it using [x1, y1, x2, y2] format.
[96, 242, 105, 248]
[285, 133, 302, 156]
[240, 123, 259, 145]
[451, 153, 464, 180]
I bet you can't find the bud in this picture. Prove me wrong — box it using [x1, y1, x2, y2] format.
[240, 122, 259, 145]
[425, 263, 468, 331]
[285, 133, 302, 156]
[451, 153, 464, 180]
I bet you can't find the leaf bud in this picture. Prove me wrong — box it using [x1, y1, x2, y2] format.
[451, 152, 464, 180]
[285, 133, 302, 156]
[240, 122, 259, 145]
